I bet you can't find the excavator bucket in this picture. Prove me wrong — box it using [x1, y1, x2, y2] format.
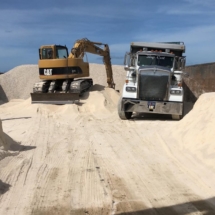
[30, 93, 80, 104]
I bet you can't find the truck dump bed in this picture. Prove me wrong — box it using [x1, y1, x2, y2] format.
[130, 42, 185, 56]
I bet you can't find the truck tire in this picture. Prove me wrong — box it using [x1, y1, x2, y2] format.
[171, 104, 184, 120]
[171, 114, 181, 120]
[118, 98, 132, 120]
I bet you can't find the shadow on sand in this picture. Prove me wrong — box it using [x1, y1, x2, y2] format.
[0, 180, 11, 195]
[4, 133, 36, 152]
[90, 84, 105, 92]
[1, 117, 32, 121]
[0, 85, 8, 105]
[31, 196, 215, 214]
[132, 113, 173, 121]
[117, 196, 215, 215]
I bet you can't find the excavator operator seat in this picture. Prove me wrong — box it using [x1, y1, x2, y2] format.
[48, 50, 53, 59]
[40, 48, 53, 59]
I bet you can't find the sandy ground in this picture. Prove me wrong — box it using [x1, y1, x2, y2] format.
[0, 65, 215, 214]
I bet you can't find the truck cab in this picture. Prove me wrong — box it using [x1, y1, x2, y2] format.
[118, 42, 186, 120]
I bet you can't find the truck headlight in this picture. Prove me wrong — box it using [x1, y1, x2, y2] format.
[126, 87, 136, 92]
[170, 90, 182, 95]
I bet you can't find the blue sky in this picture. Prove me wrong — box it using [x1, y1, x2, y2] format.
[1, 0, 215, 71]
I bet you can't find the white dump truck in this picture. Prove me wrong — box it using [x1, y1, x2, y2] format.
[118, 42, 186, 120]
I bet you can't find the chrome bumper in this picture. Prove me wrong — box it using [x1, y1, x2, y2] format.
[122, 99, 183, 115]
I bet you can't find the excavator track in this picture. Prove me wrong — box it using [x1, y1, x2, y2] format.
[31, 78, 93, 104]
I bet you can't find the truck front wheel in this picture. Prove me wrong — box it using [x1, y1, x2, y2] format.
[171, 114, 182, 120]
[118, 98, 132, 120]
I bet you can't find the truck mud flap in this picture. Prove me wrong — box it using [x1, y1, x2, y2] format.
[31, 93, 80, 104]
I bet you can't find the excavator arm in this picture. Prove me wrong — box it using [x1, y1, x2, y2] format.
[69, 38, 115, 89]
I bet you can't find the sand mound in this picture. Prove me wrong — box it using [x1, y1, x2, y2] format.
[0, 64, 125, 102]
[89, 63, 125, 91]
[80, 86, 119, 112]
[14, 87, 119, 119]
[176, 93, 215, 147]
[2, 64, 215, 214]
[0, 65, 40, 102]
[168, 93, 215, 169]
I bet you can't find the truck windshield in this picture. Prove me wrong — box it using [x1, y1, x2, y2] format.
[138, 55, 174, 68]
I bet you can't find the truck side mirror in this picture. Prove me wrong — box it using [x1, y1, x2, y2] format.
[124, 52, 130, 66]
[124, 52, 136, 71]
[124, 65, 129, 71]
[180, 57, 186, 70]
[124, 66, 135, 71]
[182, 72, 189, 77]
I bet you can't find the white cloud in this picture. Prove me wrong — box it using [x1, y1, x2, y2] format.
[157, 0, 215, 15]
[138, 24, 215, 64]
[1, 1, 215, 70]
[134, 25, 215, 44]
[109, 43, 129, 54]
[109, 25, 215, 65]
[184, 0, 215, 7]
[162, 9, 203, 15]
[0, 5, 145, 24]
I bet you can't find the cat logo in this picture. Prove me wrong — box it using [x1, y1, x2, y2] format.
[44, 69, 52, 75]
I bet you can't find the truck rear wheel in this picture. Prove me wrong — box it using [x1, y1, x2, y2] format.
[172, 104, 184, 120]
[118, 98, 132, 120]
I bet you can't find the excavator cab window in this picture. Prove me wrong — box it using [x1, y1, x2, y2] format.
[39, 46, 68, 59]
[40, 48, 53, 59]
[56, 46, 68, 59]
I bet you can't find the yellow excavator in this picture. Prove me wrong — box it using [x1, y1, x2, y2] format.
[31, 38, 115, 104]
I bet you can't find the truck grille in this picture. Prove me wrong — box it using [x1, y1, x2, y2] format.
[139, 71, 169, 101]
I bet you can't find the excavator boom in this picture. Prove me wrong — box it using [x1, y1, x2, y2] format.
[69, 38, 115, 89]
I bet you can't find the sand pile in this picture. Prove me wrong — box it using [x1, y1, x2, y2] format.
[89, 63, 125, 91]
[26, 87, 120, 122]
[0, 64, 125, 102]
[2, 64, 215, 214]
[168, 92, 215, 171]
[175, 93, 215, 148]
[80, 85, 119, 112]
[0, 65, 40, 101]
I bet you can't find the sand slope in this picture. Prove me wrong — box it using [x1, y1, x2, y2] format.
[0, 65, 215, 214]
